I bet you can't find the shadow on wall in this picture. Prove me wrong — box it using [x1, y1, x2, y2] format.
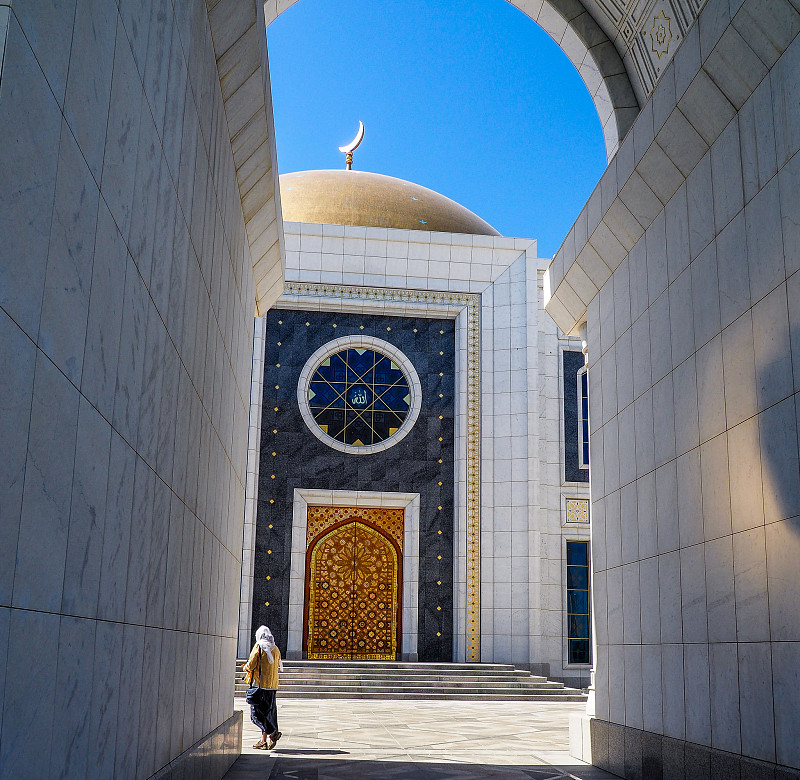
[756, 391, 800, 526]
[694, 351, 800, 531]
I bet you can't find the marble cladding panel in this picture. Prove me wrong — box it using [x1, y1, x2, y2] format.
[283, 222, 534, 295]
[253, 308, 456, 662]
[480, 257, 590, 681]
[0, 3, 253, 779]
[586, 1, 800, 772]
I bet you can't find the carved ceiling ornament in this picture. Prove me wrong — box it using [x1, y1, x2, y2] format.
[650, 9, 674, 59]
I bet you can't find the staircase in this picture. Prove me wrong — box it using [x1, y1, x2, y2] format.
[235, 659, 587, 702]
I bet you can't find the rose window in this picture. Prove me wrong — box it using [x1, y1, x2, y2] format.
[298, 336, 422, 454]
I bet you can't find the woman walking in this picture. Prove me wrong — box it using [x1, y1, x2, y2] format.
[242, 625, 283, 749]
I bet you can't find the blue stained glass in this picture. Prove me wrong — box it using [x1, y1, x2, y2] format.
[579, 369, 590, 468]
[347, 385, 372, 407]
[569, 615, 589, 638]
[566, 540, 591, 665]
[308, 347, 411, 446]
[567, 589, 588, 614]
[567, 565, 588, 589]
[569, 639, 590, 664]
[308, 381, 344, 408]
[567, 541, 588, 565]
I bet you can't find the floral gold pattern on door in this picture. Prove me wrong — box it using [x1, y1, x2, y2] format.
[305, 507, 402, 660]
[306, 505, 404, 550]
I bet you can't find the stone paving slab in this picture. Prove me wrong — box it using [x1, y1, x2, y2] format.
[223, 698, 619, 779]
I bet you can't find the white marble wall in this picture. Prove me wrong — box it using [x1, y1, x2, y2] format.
[283, 221, 533, 293]
[560, 0, 800, 768]
[480, 255, 534, 665]
[479, 253, 590, 681]
[0, 2, 254, 776]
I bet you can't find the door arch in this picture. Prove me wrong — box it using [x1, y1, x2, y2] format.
[304, 519, 402, 660]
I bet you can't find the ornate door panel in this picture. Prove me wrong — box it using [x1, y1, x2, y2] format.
[306, 518, 401, 660]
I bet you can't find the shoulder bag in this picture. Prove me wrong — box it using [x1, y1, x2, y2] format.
[245, 648, 263, 705]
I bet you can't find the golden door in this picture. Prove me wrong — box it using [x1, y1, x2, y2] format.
[305, 520, 400, 660]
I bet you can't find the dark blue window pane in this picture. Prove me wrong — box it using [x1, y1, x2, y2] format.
[567, 589, 588, 615]
[579, 370, 589, 468]
[308, 381, 345, 408]
[568, 614, 589, 639]
[566, 540, 590, 664]
[569, 639, 590, 664]
[566, 541, 588, 566]
[567, 565, 588, 589]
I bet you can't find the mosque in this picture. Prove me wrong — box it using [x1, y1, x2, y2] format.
[235, 158, 592, 689]
[0, 0, 798, 778]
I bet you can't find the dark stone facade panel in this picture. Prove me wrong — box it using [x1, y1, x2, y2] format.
[590, 716, 611, 772]
[640, 730, 663, 779]
[252, 308, 456, 661]
[589, 720, 798, 779]
[625, 727, 644, 780]
[608, 721, 627, 777]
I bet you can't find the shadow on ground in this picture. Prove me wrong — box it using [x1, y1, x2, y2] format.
[271, 749, 350, 756]
[225, 754, 619, 779]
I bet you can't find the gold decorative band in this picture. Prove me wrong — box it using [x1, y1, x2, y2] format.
[281, 281, 481, 661]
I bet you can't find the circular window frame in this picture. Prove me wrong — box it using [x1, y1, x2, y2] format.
[297, 335, 422, 455]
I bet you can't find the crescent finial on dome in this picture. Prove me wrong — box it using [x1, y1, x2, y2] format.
[338, 121, 365, 170]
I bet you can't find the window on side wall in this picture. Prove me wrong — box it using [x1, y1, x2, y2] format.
[577, 365, 589, 471]
[562, 350, 589, 484]
[566, 540, 590, 665]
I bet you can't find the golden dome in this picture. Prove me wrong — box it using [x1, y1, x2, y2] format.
[279, 170, 500, 236]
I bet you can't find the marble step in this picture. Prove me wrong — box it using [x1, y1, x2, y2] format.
[235, 677, 562, 689]
[235, 671, 553, 683]
[236, 677, 573, 689]
[235, 682, 569, 694]
[236, 669, 560, 685]
[237, 689, 587, 701]
[275, 661, 522, 671]
[233, 659, 587, 701]
[239, 660, 537, 674]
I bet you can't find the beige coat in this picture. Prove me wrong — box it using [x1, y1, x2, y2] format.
[243, 644, 281, 689]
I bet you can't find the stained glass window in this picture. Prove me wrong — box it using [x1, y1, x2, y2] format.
[577, 366, 589, 470]
[566, 540, 591, 664]
[307, 348, 411, 447]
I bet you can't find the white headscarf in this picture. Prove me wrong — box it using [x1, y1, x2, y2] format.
[255, 625, 280, 666]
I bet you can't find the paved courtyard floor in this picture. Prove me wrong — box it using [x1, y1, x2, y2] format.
[223, 698, 618, 779]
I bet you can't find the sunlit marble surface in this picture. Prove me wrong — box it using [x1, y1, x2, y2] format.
[224, 698, 617, 779]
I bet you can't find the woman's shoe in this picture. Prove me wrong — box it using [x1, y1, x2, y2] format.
[266, 731, 282, 749]
[253, 739, 268, 749]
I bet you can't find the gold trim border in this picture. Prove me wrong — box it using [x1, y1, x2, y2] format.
[281, 281, 481, 662]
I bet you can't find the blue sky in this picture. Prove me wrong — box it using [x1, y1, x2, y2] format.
[266, 0, 607, 257]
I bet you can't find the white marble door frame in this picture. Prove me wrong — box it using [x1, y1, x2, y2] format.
[287, 488, 421, 661]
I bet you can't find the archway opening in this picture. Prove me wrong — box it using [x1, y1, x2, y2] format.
[265, 0, 623, 255]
